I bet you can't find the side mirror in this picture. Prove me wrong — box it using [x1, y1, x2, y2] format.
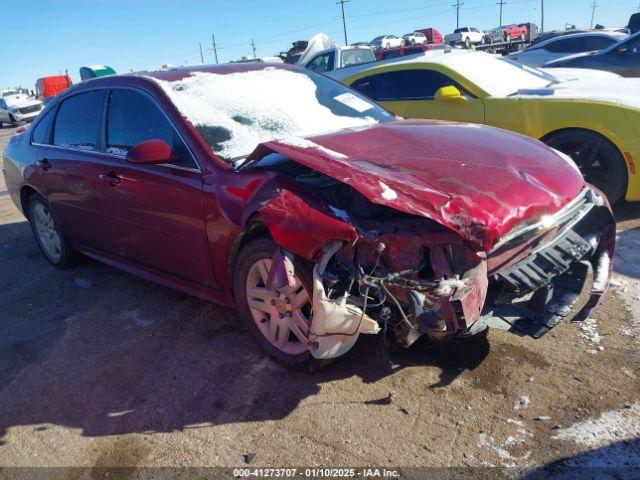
[125, 139, 172, 165]
[616, 47, 630, 56]
[434, 85, 467, 103]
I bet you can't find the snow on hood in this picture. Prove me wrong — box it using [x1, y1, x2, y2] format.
[513, 77, 640, 110]
[255, 120, 585, 250]
[296, 33, 336, 67]
[541, 67, 621, 81]
[151, 68, 379, 161]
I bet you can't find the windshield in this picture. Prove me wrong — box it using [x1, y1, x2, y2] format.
[153, 67, 394, 162]
[449, 54, 558, 96]
[341, 48, 376, 67]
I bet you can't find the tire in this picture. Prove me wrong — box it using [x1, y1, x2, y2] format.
[544, 130, 628, 203]
[28, 194, 80, 268]
[233, 238, 331, 371]
[464, 37, 471, 49]
[9, 114, 18, 127]
[506, 34, 511, 42]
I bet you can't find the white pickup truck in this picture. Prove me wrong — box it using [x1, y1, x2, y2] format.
[444, 27, 485, 48]
[297, 34, 377, 76]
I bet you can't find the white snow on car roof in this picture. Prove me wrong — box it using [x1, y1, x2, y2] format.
[379, 49, 552, 96]
[151, 68, 379, 161]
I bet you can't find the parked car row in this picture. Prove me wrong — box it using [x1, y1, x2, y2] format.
[3, 61, 616, 370]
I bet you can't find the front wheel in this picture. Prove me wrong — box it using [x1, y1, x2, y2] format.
[28, 194, 80, 268]
[9, 114, 18, 127]
[464, 37, 471, 49]
[233, 238, 331, 371]
[544, 130, 628, 203]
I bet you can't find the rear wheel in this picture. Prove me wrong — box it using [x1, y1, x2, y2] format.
[233, 238, 331, 371]
[544, 130, 628, 203]
[28, 194, 80, 268]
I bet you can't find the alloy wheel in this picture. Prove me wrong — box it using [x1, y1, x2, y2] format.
[245, 258, 312, 355]
[33, 203, 62, 263]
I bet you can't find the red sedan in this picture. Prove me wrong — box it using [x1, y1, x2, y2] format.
[2, 63, 615, 370]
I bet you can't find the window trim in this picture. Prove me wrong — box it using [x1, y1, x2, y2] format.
[31, 86, 201, 174]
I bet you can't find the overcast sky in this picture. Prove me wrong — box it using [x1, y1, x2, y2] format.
[2, 0, 638, 88]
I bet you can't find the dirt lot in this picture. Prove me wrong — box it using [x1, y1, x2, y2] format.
[0, 125, 639, 477]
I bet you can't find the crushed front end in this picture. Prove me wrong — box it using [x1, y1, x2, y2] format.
[246, 144, 615, 360]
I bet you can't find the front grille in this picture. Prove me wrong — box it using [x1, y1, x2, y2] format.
[18, 104, 41, 115]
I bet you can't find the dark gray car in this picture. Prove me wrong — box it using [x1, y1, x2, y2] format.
[546, 31, 640, 77]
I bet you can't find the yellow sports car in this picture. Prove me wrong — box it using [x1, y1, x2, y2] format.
[340, 49, 640, 202]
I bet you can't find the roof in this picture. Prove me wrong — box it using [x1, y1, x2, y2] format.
[139, 62, 300, 82]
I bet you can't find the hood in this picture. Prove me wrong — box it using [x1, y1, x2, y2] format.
[514, 77, 640, 110]
[4, 94, 41, 109]
[255, 120, 585, 251]
[297, 33, 336, 67]
[542, 67, 621, 81]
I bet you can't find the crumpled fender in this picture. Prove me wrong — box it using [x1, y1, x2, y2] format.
[259, 188, 359, 261]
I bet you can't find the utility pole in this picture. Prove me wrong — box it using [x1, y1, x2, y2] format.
[199, 43, 204, 63]
[251, 39, 257, 59]
[337, 0, 350, 45]
[541, 0, 545, 32]
[452, 0, 463, 29]
[497, 0, 506, 25]
[209, 34, 219, 64]
[589, 1, 598, 29]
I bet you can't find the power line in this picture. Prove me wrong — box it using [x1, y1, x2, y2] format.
[589, 1, 598, 29]
[337, 0, 350, 45]
[452, 0, 464, 29]
[497, 0, 506, 25]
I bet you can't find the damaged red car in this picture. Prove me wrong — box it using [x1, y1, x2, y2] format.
[3, 64, 615, 369]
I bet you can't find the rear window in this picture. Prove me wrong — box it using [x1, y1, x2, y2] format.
[32, 108, 55, 144]
[53, 91, 104, 149]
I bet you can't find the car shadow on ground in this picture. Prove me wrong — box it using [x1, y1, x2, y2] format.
[614, 226, 640, 280]
[0, 220, 490, 442]
[613, 201, 639, 223]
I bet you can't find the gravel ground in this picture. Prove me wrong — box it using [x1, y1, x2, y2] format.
[0, 125, 639, 477]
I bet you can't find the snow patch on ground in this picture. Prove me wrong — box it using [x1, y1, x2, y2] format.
[514, 395, 531, 411]
[119, 310, 154, 328]
[553, 403, 640, 447]
[580, 318, 604, 355]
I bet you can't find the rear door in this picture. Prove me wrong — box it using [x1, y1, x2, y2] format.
[97, 88, 214, 286]
[350, 68, 485, 123]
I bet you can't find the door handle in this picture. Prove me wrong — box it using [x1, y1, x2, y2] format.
[36, 159, 51, 171]
[99, 171, 121, 186]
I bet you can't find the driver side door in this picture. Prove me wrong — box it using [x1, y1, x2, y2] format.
[350, 68, 485, 124]
[97, 88, 215, 287]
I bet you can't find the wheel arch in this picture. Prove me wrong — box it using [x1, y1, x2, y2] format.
[540, 126, 630, 201]
[19, 185, 41, 219]
[226, 214, 273, 287]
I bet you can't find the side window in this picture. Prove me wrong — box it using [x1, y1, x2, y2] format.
[0, 99, 5, 110]
[306, 52, 335, 73]
[585, 36, 616, 50]
[352, 70, 464, 101]
[32, 108, 55, 144]
[546, 37, 586, 53]
[106, 89, 197, 169]
[53, 91, 104, 149]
